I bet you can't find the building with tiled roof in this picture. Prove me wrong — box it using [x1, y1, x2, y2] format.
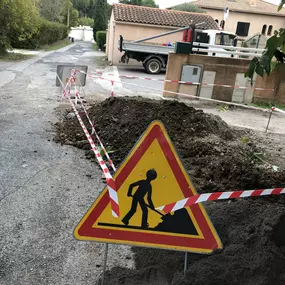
[188, 0, 285, 39]
[106, 4, 219, 65]
[113, 4, 218, 30]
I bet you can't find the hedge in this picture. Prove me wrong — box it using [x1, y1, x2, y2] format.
[96, 31, 106, 51]
[11, 19, 68, 49]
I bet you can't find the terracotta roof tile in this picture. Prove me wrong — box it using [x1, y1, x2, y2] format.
[113, 4, 219, 30]
[191, 0, 285, 16]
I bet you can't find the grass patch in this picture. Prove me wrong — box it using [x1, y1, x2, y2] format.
[0, 53, 34, 61]
[250, 101, 285, 111]
[42, 39, 72, 51]
[93, 43, 98, 50]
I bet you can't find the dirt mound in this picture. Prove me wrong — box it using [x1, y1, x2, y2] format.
[102, 200, 285, 285]
[54, 97, 284, 193]
[54, 97, 285, 285]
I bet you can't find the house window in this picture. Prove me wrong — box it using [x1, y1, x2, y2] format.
[220, 20, 225, 29]
[262, 25, 267, 35]
[236, 22, 250, 37]
[215, 19, 219, 24]
[267, 25, 273, 36]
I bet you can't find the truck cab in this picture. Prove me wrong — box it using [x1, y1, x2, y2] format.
[194, 29, 238, 57]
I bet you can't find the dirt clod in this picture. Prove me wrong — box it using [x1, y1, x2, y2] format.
[55, 97, 285, 285]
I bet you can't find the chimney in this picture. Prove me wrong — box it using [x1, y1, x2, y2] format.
[248, 0, 257, 6]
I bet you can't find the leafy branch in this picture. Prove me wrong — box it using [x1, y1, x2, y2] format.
[245, 1, 285, 82]
[245, 28, 285, 82]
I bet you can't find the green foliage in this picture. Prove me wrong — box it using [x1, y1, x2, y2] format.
[119, 0, 142, 5]
[38, 0, 66, 22]
[96, 31, 106, 50]
[98, 146, 115, 158]
[141, 0, 158, 7]
[278, 0, 285, 11]
[71, 0, 90, 17]
[38, 0, 78, 27]
[11, 19, 68, 49]
[0, 53, 34, 61]
[42, 39, 71, 51]
[217, 105, 229, 112]
[119, 0, 158, 7]
[78, 17, 94, 27]
[0, 0, 40, 53]
[250, 101, 285, 111]
[253, 152, 280, 172]
[93, 0, 108, 41]
[240, 136, 250, 144]
[246, 2, 284, 82]
[170, 3, 206, 13]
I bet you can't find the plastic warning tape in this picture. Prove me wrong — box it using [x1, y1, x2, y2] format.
[156, 188, 285, 214]
[272, 107, 285, 115]
[70, 74, 117, 172]
[77, 70, 275, 92]
[65, 73, 119, 218]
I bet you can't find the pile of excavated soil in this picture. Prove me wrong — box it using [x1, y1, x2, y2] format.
[54, 97, 285, 285]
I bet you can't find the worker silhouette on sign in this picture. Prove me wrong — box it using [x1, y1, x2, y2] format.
[122, 169, 157, 228]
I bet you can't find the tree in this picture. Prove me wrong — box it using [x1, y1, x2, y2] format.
[119, 0, 142, 5]
[87, 0, 96, 18]
[141, 0, 158, 8]
[246, 1, 284, 82]
[0, 0, 40, 53]
[71, 0, 90, 17]
[93, 0, 108, 41]
[38, 0, 65, 22]
[170, 3, 206, 13]
[119, 0, 158, 7]
[78, 16, 94, 27]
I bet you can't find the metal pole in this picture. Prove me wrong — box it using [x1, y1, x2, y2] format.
[133, 26, 191, 43]
[266, 110, 273, 133]
[132, 23, 205, 44]
[67, 3, 70, 28]
[102, 243, 109, 285]
[183, 252, 188, 276]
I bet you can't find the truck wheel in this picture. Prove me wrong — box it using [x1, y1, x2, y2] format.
[145, 58, 162, 74]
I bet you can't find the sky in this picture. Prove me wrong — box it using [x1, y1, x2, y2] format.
[107, 0, 280, 8]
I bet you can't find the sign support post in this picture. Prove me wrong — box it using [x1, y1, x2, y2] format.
[266, 109, 273, 133]
[102, 243, 109, 285]
[184, 252, 188, 276]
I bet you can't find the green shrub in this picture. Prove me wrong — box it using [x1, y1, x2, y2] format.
[96, 31, 106, 51]
[11, 19, 68, 49]
[78, 17, 94, 27]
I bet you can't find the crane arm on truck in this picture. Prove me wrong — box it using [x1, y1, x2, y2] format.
[118, 24, 237, 74]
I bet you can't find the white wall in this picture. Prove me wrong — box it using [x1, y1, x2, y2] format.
[69, 26, 94, 42]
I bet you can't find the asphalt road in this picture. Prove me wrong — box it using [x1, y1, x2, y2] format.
[0, 42, 133, 285]
[1, 41, 284, 285]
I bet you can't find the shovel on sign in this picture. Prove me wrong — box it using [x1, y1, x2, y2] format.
[145, 202, 198, 235]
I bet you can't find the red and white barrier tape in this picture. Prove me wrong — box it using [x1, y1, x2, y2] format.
[156, 188, 285, 214]
[77, 69, 275, 92]
[272, 107, 285, 115]
[64, 71, 120, 218]
[70, 74, 117, 172]
[88, 74, 273, 112]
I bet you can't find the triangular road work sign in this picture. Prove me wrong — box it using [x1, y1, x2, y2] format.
[74, 121, 222, 253]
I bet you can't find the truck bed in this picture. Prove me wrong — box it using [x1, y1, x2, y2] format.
[121, 41, 175, 55]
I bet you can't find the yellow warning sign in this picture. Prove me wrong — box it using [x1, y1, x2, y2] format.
[74, 121, 222, 253]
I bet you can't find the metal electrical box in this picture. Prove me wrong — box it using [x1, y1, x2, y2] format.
[179, 64, 203, 97]
[181, 65, 202, 83]
[56, 65, 88, 87]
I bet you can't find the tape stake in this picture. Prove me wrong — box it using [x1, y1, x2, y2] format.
[272, 107, 285, 115]
[111, 80, 115, 97]
[65, 74, 119, 217]
[70, 74, 117, 172]
[156, 188, 285, 214]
